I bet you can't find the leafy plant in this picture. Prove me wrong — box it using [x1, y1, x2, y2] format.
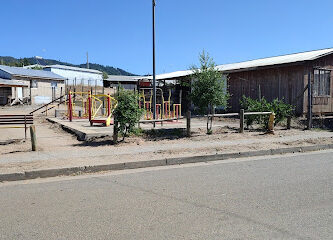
[191, 50, 229, 133]
[240, 96, 294, 128]
[113, 89, 144, 140]
[270, 98, 294, 124]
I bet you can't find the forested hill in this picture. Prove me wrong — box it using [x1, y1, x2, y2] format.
[0, 56, 134, 76]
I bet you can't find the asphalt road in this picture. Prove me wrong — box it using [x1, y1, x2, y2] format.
[0, 151, 332, 240]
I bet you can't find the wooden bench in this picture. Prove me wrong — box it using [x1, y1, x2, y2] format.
[0, 115, 34, 139]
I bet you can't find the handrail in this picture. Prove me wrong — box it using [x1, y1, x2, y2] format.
[244, 111, 272, 116]
[29, 95, 65, 114]
[41, 99, 66, 114]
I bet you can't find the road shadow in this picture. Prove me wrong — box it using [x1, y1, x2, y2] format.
[143, 128, 187, 141]
[72, 139, 115, 147]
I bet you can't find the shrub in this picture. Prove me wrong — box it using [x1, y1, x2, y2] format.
[113, 89, 144, 140]
[240, 96, 294, 128]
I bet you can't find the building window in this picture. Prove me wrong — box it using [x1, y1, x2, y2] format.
[51, 82, 57, 88]
[314, 69, 331, 96]
[31, 80, 38, 88]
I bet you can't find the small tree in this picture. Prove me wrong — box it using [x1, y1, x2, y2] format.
[113, 88, 143, 141]
[102, 72, 108, 80]
[191, 50, 229, 134]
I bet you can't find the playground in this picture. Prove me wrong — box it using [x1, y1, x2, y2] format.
[43, 85, 184, 128]
[25, 84, 186, 141]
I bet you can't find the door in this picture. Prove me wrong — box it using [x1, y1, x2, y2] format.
[17, 87, 23, 100]
[0, 87, 11, 105]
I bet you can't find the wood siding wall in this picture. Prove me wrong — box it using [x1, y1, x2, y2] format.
[227, 64, 306, 115]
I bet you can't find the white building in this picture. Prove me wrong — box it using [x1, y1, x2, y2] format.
[0, 65, 65, 105]
[43, 65, 103, 87]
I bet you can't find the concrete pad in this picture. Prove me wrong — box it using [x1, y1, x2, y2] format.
[47, 118, 113, 141]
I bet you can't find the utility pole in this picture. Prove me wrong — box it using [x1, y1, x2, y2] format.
[86, 52, 89, 69]
[152, 0, 156, 127]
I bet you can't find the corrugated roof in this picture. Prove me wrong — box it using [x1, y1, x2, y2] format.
[216, 48, 333, 72]
[0, 78, 28, 87]
[106, 75, 141, 82]
[46, 65, 102, 74]
[139, 70, 193, 80]
[0, 65, 65, 80]
[143, 48, 333, 80]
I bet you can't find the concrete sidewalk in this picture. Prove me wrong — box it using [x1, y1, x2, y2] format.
[1, 130, 333, 164]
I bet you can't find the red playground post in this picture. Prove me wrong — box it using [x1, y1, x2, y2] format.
[88, 93, 92, 125]
[68, 90, 73, 122]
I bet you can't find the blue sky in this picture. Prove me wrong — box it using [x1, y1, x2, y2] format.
[2, 0, 333, 75]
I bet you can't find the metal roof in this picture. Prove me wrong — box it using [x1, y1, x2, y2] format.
[106, 75, 141, 82]
[0, 65, 65, 81]
[22, 64, 44, 69]
[216, 48, 333, 72]
[0, 78, 28, 87]
[46, 65, 102, 74]
[143, 48, 333, 80]
[139, 70, 193, 81]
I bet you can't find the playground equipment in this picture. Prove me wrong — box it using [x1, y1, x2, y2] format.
[139, 88, 181, 120]
[67, 91, 117, 126]
[66, 91, 90, 120]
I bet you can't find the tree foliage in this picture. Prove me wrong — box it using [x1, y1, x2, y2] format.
[113, 89, 144, 140]
[102, 72, 108, 80]
[190, 50, 229, 133]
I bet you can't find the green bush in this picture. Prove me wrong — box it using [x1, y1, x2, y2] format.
[114, 89, 144, 140]
[240, 96, 294, 128]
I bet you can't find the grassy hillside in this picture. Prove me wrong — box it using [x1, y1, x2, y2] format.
[0, 56, 134, 76]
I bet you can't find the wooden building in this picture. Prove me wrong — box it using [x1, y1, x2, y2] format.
[217, 48, 333, 116]
[146, 48, 333, 116]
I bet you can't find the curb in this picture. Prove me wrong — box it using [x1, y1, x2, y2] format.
[1, 144, 333, 183]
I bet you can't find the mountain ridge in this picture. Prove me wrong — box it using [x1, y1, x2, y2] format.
[0, 56, 135, 76]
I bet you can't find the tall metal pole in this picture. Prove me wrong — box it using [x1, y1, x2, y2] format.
[152, 0, 156, 127]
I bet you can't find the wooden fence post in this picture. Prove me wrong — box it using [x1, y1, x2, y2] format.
[113, 114, 118, 144]
[239, 109, 244, 133]
[30, 125, 37, 151]
[186, 110, 191, 137]
[267, 113, 275, 134]
[287, 116, 291, 130]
